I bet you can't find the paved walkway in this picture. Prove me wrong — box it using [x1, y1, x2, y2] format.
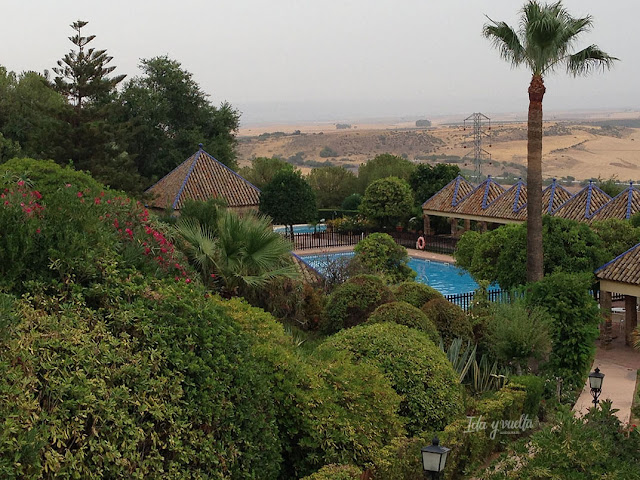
[573, 327, 640, 424]
[293, 245, 456, 264]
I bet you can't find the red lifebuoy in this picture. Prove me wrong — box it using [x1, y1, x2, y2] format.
[416, 236, 426, 250]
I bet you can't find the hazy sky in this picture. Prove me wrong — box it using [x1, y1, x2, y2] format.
[3, 1, 636, 125]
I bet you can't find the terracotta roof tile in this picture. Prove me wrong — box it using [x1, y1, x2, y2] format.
[483, 179, 527, 221]
[291, 253, 323, 286]
[596, 242, 640, 286]
[551, 182, 611, 221]
[450, 176, 506, 215]
[146, 147, 261, 210]
[422, 175, 474, 213]
[589, 184, 640, 222]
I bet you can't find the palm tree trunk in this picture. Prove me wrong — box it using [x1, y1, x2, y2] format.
[526, 74, 545, 282]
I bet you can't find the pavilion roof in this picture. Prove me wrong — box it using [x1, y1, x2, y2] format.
[551, 181, 611, 221]
[146, 145, 260, 210]
[589, 183, 640, 222]
[596, 242, 640, 286]
[482, 179, 527, 221]
[450, 176, 506, 215]
[422, 175, 475, 213]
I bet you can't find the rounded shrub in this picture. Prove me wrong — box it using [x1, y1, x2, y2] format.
[0, 279, 282, 479]
[421, 297, 473, 346]
[353, 232, 415, 283]
[218, 297, 405, 479]
[301, 464, 363, 480]
[367, 301, 439, 343]
[322, 274, 394, 334]
[320, 322, 463, 435]
[392, 281, 443, 308]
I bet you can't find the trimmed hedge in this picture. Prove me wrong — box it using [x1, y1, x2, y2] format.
[217, 297, 405, 479]
[301, 464, 363, 480]
[510, 375, 544, 418]
[320, 323, 462, 435]
[367, 301, 439, 343]
[392, 281, 443, 308]
[322, 275, 394, 334]
[421, 297, 474, 346]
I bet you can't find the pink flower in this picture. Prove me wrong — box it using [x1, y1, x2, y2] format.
[185, 278, 192, 284]
[125, 228, 133, 238]
[65, 183, 71, 188]
[36, 228, 41, 234]
[33, 191, 42, 200]
[77, 192, 83, 198]
[17, 180, 24, 187]
[94, 197, 101, 205]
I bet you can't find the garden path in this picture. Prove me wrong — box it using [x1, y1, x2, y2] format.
[573, 328, 640, 424]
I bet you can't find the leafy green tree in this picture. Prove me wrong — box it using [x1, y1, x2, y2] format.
[259, 170, 317, 237]
[238, 156, 293, 189]
[455, 216, 607, 289]
[595, 176, 624, 197]
[307, 166, 358, 208]
[359, 177, 414, 228]
[341, 193, 362, 211]
[483, 1, 617, 282]
[525, 272, 600, 386]
[353, 233, 415, 283]
[0, 68, 69, 162]
[409, 163, 460, 205]
[119, 56, 240, 180]
[357, 153, 416, 193]
[591, 218, 640, 261]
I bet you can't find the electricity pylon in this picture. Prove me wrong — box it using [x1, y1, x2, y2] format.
[462, 113, 491, 181]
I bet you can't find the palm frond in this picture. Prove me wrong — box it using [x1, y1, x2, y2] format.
[175, 217, 218, 276]
[566, 45, 619, 76]
[482, 18, 525, 67]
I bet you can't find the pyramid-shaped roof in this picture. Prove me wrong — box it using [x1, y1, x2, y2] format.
[596, 242, 640, 286]
[146, 145, 261, 210]
[541, 179, 572, 214]
[422, 175, 475, 213]
[589, 183, 640, 222]
[450, 176, 506, 215]
[483, 179, 527, 221]
[551, 181, 611, 222]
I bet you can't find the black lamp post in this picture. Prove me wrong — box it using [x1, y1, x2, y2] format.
[588, 367, 604, 407]
[421, 436, 450, 479]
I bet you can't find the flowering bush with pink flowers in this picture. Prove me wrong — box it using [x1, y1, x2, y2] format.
[0, 169, 193, 292]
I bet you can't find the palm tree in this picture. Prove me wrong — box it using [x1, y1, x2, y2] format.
[176, 210, 298, 296]
[483, 1, 617, 282]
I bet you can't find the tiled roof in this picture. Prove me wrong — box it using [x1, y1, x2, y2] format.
[483, 179, 527, 221]
[595, 242, 640, 286]
[450, 176, 506, 215]
[551, 181, 611, 221]
[146, 145, 261, 210]
[589, 183, 640, 222]
[542, 179, 573, 214]
[422, 175, 474, 213]
[291, 253, 323, 285]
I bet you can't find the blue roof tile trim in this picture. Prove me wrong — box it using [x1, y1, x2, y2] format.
[481, 175, 494, 209]
[451, 176, 466, 207]
[584, 181, 594, 219]
[172, 149, 202, 209]
[595, 241, 640, 274]
[626, 182, 634, 219]
[512, 179, 525, 212]
[546, 178, 558, 213]
[421, 176, 462, 208]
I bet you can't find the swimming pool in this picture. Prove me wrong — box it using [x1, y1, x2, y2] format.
[299, 251, 481, 296]
[274, 224, 327, 234]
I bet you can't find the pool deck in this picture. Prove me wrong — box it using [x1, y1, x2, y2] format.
[294, 246, 456, 264]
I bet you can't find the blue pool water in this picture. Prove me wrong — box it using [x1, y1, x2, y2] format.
[299, 251, 480, 295]
[274, 224, 327, 234]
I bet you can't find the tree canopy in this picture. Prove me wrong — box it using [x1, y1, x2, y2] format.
[259, 170, 317, 236]
[238, 156, 293, 189]
[409, 163, 461, 205]
[359, 177, 414, 228]
[357, 154, 416, 193]
[307, 166, 358, 209]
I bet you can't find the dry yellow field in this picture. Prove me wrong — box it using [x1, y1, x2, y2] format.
[237, 117, 640, 182]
